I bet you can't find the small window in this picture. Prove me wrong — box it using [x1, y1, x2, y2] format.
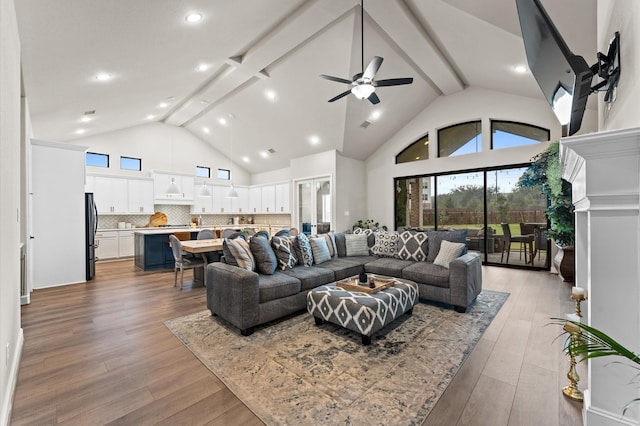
[86, 152, 109, 168]
[217, 168, 230, 180]
[395, 133, 429, 164]
[196, 166, 210, 178]
[491, 120, 550, 150]
[438, 121, 482, 157]
[120, 156, 142, 171]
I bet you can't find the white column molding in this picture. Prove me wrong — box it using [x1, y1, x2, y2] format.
[561, 127, 640, 426]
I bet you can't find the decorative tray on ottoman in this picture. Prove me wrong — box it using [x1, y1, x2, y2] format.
[335, 276, 395, 294]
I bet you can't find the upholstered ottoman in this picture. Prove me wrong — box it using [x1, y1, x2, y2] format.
[307, 276, 419, 345]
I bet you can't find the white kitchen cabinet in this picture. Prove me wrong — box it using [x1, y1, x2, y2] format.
[212, 184, 233, 213]
[275, 182, 290, 213]
[118, 230, 135, 257]
[127, 178, 154, 214]
[95, 230, 119, 260]
[261, 185, 276, 213]
[233, 186, 250, 213]
[192, 182, 214, 213]
[94, 176, 128, 214]
[249, 186, 261, 214]
[153, 172, 195, 204]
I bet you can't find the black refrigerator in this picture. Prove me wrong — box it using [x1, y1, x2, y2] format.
[85, 193, 98, 280]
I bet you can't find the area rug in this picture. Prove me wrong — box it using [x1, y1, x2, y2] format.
[165, 290, 508, 425]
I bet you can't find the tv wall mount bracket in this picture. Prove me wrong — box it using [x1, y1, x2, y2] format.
[589, 31, 620, 103]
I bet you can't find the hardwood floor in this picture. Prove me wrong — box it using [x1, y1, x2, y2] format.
[11, 260, 584, 425]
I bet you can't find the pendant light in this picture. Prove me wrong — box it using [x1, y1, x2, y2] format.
[226, 113, 238, 198]
[198, 181, 212, 197]
[165, 136, 182, 195]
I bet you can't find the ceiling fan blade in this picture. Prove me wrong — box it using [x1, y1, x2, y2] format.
[320, 74, 353, 85]
[368, 92, 381, 104]
[362, 56, 383, 80]
[328, 89, 352, 102]
[374, 77, 414, 87]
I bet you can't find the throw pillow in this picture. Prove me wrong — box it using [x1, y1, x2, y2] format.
[274, 229, 290, 238]
[296, 233, 314, 266]
[271, 236, 298, 270]
[370, 231, 399, 258]
[309, 237, 331, 264]
[426, 229, 468, 262]
[334, 232, 347, 257]
[345, 234, 370, 257]
[433, 240, 466, 268]
[222, 232, 246, 266]
[396, 231, 429, 261]
[249, 235, 277, 275]
[224, 238, 255, 271]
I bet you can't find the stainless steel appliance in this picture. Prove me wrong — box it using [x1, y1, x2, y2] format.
[85, 193, 98, 280]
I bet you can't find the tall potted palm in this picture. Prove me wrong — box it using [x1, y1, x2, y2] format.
[519, 141, 575, 281]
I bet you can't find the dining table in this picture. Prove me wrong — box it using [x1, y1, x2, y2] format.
[180, 238, 225, 286]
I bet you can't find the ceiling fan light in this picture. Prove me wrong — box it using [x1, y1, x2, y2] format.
[165, 177, 181, 195]
[351, 83, 375, 100]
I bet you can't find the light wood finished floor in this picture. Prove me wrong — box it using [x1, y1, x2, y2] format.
[11, 261, 584, 425]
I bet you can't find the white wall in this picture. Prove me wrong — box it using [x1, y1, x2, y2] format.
[69, 122, 251, 185]
[251, 167, 291, 185]
[365, 86, 597, 228]
[0, 0, 24, 422]
[597, 0, 640, 132]
[335, 153, 366, 232]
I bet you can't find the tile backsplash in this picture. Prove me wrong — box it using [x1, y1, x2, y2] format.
[98, 205, 291, 229]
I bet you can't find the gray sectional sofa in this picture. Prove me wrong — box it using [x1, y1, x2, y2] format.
[206, 229, 482, 336]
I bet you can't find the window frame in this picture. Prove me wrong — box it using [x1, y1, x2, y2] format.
[395, 133, 429, 164]
[217, 168, 231, 180]
[196, 166, 211, 178]
[86, 152, 110, 168]
[119, 156, 142, 171]
[437, 120, 482, 158]
[490, 120, 550, 150]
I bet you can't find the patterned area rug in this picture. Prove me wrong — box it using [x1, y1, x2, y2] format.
[165, 290, 508, 425]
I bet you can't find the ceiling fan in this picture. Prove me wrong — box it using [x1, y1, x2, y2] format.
[320, 0, 413, 104]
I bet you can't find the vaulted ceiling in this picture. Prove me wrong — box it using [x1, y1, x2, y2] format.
[15, 0, 596, 174]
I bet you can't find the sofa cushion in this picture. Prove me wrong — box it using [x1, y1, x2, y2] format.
[316, 257, 363, 281]
[258, 273, 301, 303]
[426, 229, 468, 262]
[297, 233, 314, 266]
[250, 235, 278, 275]
[310, 237, 331, 264]
[224, 238, 255, 271]
[370, 231, 399, 258]
[334, 232, 347, 257]
[402, 261, 450, 288]
[283, 266, 335, 291]
[342, 255, 379, 266]
[396, 231, 429, 261]
[271, 236, 298, 270]
[364, 258, 414, 277]
[345, 234, 370, 256]
[433, 240, 466, 269]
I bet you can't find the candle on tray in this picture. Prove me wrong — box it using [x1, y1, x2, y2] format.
[571, 286, 586, 300]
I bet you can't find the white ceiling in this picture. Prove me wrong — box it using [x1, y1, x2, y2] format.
[15, 0, 596, 174]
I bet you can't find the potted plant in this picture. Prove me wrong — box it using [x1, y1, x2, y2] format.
[519, 141, 575, 281]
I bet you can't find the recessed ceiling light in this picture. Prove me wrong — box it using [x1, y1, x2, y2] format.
[202, 127, 210, 134]
[218, 117, 228, 126]
[309, 135, 320, 145]
[80, 116, 93, 123]
[95, 73, 112, 81]
[200, 99, 209, 105]
[370, 110, 382, 120]
[196, 63, 210, 72]
[146, 114, 155, 120]
[242, 156, 250, 163]
[265, 90, 277, 102]
[75, 128, 86, 135]
[259, 151, 269, 158]
[185, 13, 202, 23]
[514, 65, 527, 73]
[158, 102, 169, 108]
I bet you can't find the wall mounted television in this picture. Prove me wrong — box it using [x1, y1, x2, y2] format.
[516, 0, 620, 136]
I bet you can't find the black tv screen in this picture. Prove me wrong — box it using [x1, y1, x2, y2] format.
[516, 0, 594, 136]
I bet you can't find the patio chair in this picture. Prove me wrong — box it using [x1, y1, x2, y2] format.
[500, 223, 534, 264]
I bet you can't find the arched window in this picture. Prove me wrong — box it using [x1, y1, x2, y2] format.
[491, 120, 549, 149]
[438, 121, 481, 157]
[395, 133, 429, 164]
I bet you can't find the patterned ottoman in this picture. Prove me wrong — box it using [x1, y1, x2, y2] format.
[307, 277, 419, 345]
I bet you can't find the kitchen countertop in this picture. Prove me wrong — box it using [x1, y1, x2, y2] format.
[132, 224, 291, 235]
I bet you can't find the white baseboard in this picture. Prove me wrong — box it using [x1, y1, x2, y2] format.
[1, 328, 23, 426]
[20, 294, 29, 305]
[585, 389, 640, 426]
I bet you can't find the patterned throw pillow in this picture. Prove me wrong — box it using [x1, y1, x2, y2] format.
[396, 231, 429, 261]
[224, 238, 255, 271]
[354, 227, 376, 247]
[371, 231, 399, 258]
[249, 235, 277, 275]
[433, 240, 466, 268]
[426, 229, 468, 262]
[345, 234, 370, 256]
[310, 237, 331, 264]
[296, 233, 314, 266]
[271, 236, 297, 270]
